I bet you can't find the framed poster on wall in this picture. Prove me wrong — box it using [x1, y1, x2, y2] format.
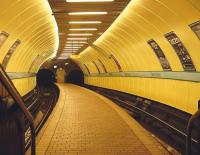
[165, 32, 195, 71]
[2, 39, 21, 69]
[0, 31, 9, 49]
[190, 20, 200, 40]
[147, 39, 171, 71]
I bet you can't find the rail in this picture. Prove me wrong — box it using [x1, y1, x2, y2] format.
[0, 65, 35, 155]
[186, 107, 200, 155]
[101, 93, 199, 154]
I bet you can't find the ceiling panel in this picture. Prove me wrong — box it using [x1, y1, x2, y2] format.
[48, 0, 131, 59]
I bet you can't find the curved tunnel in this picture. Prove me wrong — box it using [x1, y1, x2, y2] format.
[0, 0, 199, 114]
[0, 0, 200, 154]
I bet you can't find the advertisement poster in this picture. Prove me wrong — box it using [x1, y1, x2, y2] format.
[0, 31, 9, 49]
[148, 39, 171, 71]
[165, 32, 195, 71]
[2, 39, 21, 69]
[190, 20, 200, 40]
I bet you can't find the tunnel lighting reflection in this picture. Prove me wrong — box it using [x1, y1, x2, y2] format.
[69, 28, 97, 31]
[68, 34, 93, 36]
[67, 38, 88, 40]
[69, 21, 102, 24]
[68, 12, 107, 15]
[67, 0, 113, 2]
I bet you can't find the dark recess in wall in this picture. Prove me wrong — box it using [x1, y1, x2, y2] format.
[36, 69, 55, 86]
[65, 70, 84, 85]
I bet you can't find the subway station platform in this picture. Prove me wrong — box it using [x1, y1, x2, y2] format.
[32, 84, 170, 155]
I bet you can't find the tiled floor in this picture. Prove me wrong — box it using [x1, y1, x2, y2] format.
[33, 84, 170, 155]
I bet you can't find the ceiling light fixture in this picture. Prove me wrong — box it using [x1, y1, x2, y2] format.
[69, 28, 97, 31]
[66, 0, 113, 2]
[65, 46, 80, 49]
[64, 44, 83, 48]
[68, 33, 93, 36]
[66, 41, 88, 44]
[69, 21, 102, 24]
[67, 38, 88, 40]
[68, 12, 107, 15]
[57, 57, 67, 59]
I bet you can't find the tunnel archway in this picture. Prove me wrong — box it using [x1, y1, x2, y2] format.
[36, 69, 56, 86]
[65, 70, 84, 85]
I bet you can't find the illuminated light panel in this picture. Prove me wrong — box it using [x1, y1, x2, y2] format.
[65, 46, 83, 48]
[67, 38, 88, 40]
[68, 12, 107, 15]
[64, 47, 80, 49]
[69, 28, 97, 31]
[69, 21, 102, 24]
[63, 49, 79, 51]
[57, 57, 67, 59]
[66, 41, 87, 44]
[68, 33, 93, 36]
[65, 44, 84, 46]
[60, 54, 71, 57]
[66, 0, 113, 2]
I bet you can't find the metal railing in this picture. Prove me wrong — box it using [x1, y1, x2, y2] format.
[0, 65, 35, 155]
[186, 107, 200, 155]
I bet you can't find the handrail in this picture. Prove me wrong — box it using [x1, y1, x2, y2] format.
[186, 107, 200, 155]
[0, 65, 35, 155]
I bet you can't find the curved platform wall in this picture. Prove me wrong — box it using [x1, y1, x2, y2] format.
[0, 0, 58, 95]
[72, 0, 200, 114]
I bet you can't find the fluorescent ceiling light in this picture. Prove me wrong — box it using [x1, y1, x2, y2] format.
[63, 49, 79, 50]
[67, 38, 88, 40]
[65, 45, 83, 47]
[68, 33, 93, 36]
[65, 43, 84, 45]
[68, 12, 107, 15]
[60, 54, 71, 56]
[64, 46, 83, 49]
[66, 41, 88, 44]
[64, 47, 80, 49]
[57, 57, 67, 59]
[69, 21, 102, 24]
[69, 28, 97, 31]
[66, 0, 113, 2]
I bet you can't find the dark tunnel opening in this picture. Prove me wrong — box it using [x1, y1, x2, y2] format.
[36, 69, 56, 86]
[65, 70, 84, 85]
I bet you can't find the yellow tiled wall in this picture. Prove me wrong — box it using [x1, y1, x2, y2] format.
[73, 0, 200, 114]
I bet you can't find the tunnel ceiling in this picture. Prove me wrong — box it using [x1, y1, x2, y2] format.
[48, 0, 130, 59]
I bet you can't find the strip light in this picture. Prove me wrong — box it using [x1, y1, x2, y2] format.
[69, 28, 97, 31]
[66, 0, 113, 2]
[57, 57, 67, 59]
[67, 38, 88, 40]
[66, 41, 88, 44]
[68, 12, 107, 15]
[68, 33, 93, 36]
[65, 44, 83, 46]
[69, 21, 102, 24]
[65, 47, 80, 49]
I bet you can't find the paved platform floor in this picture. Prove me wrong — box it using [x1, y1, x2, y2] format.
[33, 84, 170, 155]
